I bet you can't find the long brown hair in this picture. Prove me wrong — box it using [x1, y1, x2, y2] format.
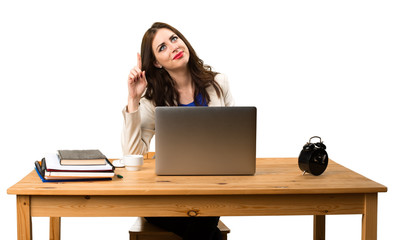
[140, 22, 222, 106]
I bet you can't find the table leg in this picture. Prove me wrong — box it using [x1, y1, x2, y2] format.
[50, 217, 61, 240]
[313, 215, 325, 240]
[362, 193, 378, 240]
[17, 195, 32, 240]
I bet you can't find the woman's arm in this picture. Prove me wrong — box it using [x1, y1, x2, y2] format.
[128, 53, 147, 112]
[121, 98, 155, 155]
[122, 53, 154, 155]
[211, 73, 235, 106]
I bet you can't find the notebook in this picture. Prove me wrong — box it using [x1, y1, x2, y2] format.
[155, 106, 257, 175]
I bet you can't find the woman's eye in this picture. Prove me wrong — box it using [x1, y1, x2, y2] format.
[158, 36, 178, 52]
[159, 45, 166, 52]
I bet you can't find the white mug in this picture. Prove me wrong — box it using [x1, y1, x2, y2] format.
[123, 155, 144, 171]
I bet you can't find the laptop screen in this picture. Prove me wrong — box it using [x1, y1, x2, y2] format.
[155, 106, 257, 175]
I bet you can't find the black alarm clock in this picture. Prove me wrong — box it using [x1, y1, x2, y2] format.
[298, 136, 328, 176]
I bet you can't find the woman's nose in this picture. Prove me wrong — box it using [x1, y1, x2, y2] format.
[169, 42, 179, 52]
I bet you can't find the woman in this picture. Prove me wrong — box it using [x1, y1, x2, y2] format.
[122, 22, 234, 240]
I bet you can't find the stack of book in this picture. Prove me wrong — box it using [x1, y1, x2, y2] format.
[35, 149, 115, 182]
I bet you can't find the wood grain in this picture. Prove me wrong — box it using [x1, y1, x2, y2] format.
[30, 193, 365, 217]
[7, 158, 387, 196]
[362, 193, 378, 240]
[7, 154, 388, 240]
[16, 195, 32, 240]
[313, 215, 325, 240]
[49, 217, 60, 240]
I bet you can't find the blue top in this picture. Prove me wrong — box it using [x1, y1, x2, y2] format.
[179, 93, 208, 107]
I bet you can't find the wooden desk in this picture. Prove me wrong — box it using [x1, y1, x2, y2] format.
[7, 154, 387, 240]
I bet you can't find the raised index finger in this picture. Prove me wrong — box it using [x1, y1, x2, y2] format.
[137, 52, 142, 69]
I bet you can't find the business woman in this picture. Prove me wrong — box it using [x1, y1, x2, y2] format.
[122, 22, 234, 240]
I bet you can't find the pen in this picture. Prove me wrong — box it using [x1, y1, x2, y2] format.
[116, 174, 123, 178]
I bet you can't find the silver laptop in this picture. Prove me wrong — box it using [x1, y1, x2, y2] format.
[155, 106, 257, 175]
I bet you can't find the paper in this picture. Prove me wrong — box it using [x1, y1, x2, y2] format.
[45, 153, 113, 171]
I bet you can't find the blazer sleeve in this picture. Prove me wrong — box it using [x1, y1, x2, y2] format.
[215, 73, 235, 106]
[121, 97, 155, 155]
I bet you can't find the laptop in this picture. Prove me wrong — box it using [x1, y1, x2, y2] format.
[155, 106, 257, 175]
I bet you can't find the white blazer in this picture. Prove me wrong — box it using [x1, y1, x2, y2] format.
[121, 73, 235, 155]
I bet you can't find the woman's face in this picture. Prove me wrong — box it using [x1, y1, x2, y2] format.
[151, 28, 189, 71]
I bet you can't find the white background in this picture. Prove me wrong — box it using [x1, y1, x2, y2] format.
[1, 0, 392, 239]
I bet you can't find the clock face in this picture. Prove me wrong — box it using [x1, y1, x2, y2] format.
[309, 149, 328, 175]
[313, 150, 327, 164]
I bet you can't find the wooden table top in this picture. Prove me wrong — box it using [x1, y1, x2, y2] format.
[7, 157, 387, 196]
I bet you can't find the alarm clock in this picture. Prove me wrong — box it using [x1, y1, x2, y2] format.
[298, 136, 328, 176]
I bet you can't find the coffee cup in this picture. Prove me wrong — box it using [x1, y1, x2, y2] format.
[123, 155, 144, 171]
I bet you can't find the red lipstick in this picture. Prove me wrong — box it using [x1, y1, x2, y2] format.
[173, 51, 184, 60]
